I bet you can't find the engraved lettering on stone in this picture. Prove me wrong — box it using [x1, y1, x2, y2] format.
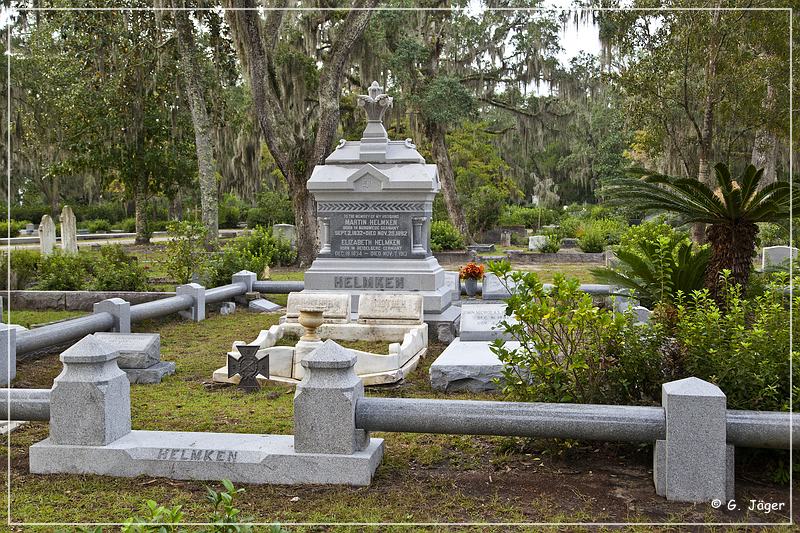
[333, 276, 404, 290]
[154, 448, 238, 463]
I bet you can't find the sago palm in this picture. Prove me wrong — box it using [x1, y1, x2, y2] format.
[605, 163, 789, 301]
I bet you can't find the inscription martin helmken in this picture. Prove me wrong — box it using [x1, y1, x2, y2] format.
[155, 448, 238, 463]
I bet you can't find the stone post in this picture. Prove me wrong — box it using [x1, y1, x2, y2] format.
[412, 217, 425, 254]
[653, 377, 733, 503]
[0, 325, 16, 386]
[176, 283, 206, 322]
[93, 298, 131, 333]
[293, 340, 369, 454]
[319, 218, 331, 255]
[232, 270, 256, 293]
[50, 334, 131, 445]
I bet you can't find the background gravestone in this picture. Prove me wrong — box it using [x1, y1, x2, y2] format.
[303, 81, 459, 341]
[762, 245, 797, 271]
[38, 214, 56, 256]
[272, 224, 297, 247]
[60, 205, 78, 254]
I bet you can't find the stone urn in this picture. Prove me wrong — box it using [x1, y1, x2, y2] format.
[464, 277, 479, 297]
[298, 307, 325, 342]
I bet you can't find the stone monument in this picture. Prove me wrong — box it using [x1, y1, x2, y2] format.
[38, 214, 56, 256]
[60, 205, 78, 254]
[304, 81, 459, 341]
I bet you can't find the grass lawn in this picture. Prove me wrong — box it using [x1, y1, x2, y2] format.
[2, 310, 794, 529]
[5, 309, 88, 329]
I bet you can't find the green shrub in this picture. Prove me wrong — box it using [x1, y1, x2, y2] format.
[558, 216, 583, 238]
[757, 222, 789, 248]
[9, 204, 49, 224]
[576, 218, 627, 252]
[91, 245, 150, 291]
[219, 193, 246, 229]
[488, 261, 664, 405]
[0, 220, 30, 237]
[73, 202, 128, 223]
[466, 184, 506, 233]
[430, 220, 465, 252]
[498, 205, 559, 229]
[577, 224, 607, 252]
[618, 221, 683, 249]
[674, 273, 796, 411]
[537, 233, 561, 253]
[113, 217, 137, 233]
[209, 226, 297, 286]
[593, 225, 709, 308]
[246, 191, 294, 229]
[84, 219, 111, 233]
[36, 251, 93, 290]
[163, 220, 209, 284]
[0, 249, 41, 290]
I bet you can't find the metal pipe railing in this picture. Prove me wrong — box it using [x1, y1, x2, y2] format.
[0, 388, 50, 420]
[356, 397, 665, 443]
[16, 313, 115, 354]
[205, 282, 247, 304]
[129, 294, 194, 322]
[252, 280, 305, 294]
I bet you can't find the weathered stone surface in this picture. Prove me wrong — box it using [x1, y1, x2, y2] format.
[220, 302, 236, 315]
[762, 245, 798, 270]
[38, 215, 56, 256]
[177, 283, 205, 322]
[481, 273, 517, 300]
[655, 377, 729, 503]
[286, 292, 350, 323]
[0, 325, 17, 386]
[93, 298, 131, 333]
[459, 303, 515, 341]
[30, 430, 384, 486]
[50, 334, 131, 445]
[357, 293, 423, 324]
[429, 338, 517, 392]
[528, 235, 547, 251]
[249, 299, 282, 313]
[294, 340, 369, 454]
[93, 332, 160, 369]
[123, 361, 176, 384]
[272, 224, 297, 246]
[232, 270, 257, 292]
[444, 271, 461, 304]
[60, 205, 78, 254]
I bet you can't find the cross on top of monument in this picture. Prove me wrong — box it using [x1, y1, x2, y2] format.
[358, 81, 393, 123]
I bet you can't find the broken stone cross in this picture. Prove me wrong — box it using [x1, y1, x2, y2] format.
[227, 344, 269, 392]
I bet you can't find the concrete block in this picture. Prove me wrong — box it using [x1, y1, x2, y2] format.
[656, 377, 729, 503]
[50, 334, 131, 446]
[93, 298, 131, 333]
[0, 324, 17, 386]
[294, 340, 368, 454]
[176, 283, 206, 322]
[232, 270, 257, 293]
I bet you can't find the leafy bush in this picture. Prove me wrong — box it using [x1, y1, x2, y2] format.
[9, 204, 49, 224]
[674, 273, 796, 411]
[430, 220, 465, 251]
[246, 191, 294, 229]
[36, 251, 92, 290]
[577, 224, 607, 252]
[208, 227, 296, 286]
[163, 220, 209, 284]
[757, 222, 789, 248]
[84, 219, 111, 233]
[91, 245, 150, 291]
[0, 219, 30, 237]
[593, 226, 710, 308]
[498, 205, 559, 229]
[488, 261, 664, 405]
[0, 249, 41, 290]
[558, 215, 583, 238]
[466, 184, 506, 233]
[618, 220, 683, 250]
[73, 202, 128, 223]
[219, 193, 247, 229]
[576, 218, 627, 252]
[537, 233, 561, 253]
[113, 217, 137, 233]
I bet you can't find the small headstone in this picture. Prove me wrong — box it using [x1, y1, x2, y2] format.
[227, 344, 269, 392]
[762, 245, 798, 271]
[459, 303, 516, 341]
[481, 273, 517, 300]
[272, 224, 297, 246]
[467, 244, 495, 253]
[528, 235, 547, 251]
[38, 215, 56, 256]
[59, 205, 78, 254]
[249, 299, 281, 313]
[500, 231, 511, 247]
[220, 302, 236, 315]
[93, 332, 175, 385]
[357, 293, 424, 325]
[286, 293, 350, 323]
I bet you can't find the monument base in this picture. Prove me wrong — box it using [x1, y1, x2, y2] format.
[30, 431, 384, 487]
[423, 305, 461, 344]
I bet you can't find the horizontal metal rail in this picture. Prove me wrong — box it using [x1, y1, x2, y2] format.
[0, 388, 50, 420]
[16, 313, 115, 354]
[252, 280, 305, 294]
[356, 398, 665, 443]
[205, 282, 247, 304]
[129, 294, 195, 322]
[356, 398, 800, 450]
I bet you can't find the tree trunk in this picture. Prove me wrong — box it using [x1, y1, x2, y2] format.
[289, 182, 318, 268]
[427, 122, 471, 243]
[751, 81, 779, 186]
[174, 4, 218, 249]
[704, 222, 757, 304]
[134, 185, 149, 244]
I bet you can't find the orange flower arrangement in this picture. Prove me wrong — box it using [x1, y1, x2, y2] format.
[459, 262, 485, 280]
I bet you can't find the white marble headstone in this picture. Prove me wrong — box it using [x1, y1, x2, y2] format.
[60, 205, 78, 254]
[286, 292, 350, 323]
[459, 303, 516, 341]
[357, 292, 424, 324]
[762, 245, 797, 271]
[38, 214, 56, 256]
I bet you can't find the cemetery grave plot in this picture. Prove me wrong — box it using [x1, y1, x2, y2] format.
[2, 309, 795, 525]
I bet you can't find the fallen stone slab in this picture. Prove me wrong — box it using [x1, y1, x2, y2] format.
[249, 299, 282, 313]
[124, 361, 176, 385]
[429, 338, 518, 393]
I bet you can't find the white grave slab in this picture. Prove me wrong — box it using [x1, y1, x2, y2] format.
[357, 292, 423, 324]
[286, 292, 350, 323]
[429, 338, 518, 392]
[762, 245, 797, 271]
[459, 303, 516, 341]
